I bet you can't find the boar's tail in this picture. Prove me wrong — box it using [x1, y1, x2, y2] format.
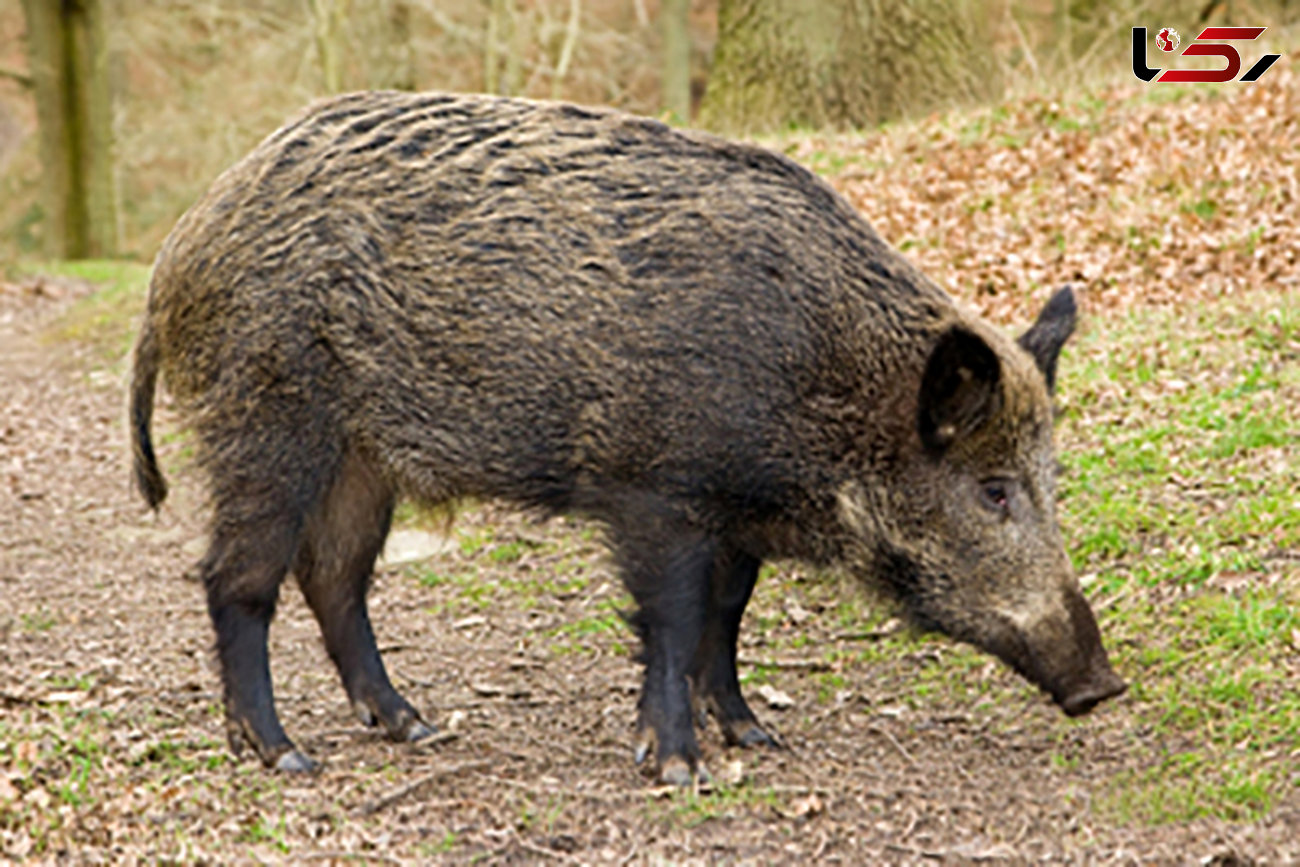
[129, 319, 168, 509]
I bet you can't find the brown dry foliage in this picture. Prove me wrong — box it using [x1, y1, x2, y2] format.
[789, 61, 1299, 327]
[0, 8, 1298, 865]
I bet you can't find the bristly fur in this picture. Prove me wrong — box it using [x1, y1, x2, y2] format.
[129, 91, 1123, 776]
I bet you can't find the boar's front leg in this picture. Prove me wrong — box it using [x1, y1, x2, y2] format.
[619, 528, 715, 786]
[689, 550, 779, 748]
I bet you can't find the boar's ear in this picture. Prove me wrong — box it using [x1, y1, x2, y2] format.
[1018, 286, 1077, 393]
[918, 326, 1002, 453]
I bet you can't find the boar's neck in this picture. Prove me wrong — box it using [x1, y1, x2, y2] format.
[768, 245, 955, 565]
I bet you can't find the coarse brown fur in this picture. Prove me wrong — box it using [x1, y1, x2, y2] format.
[130, 91, 1124, 781]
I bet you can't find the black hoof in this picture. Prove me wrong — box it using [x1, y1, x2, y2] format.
[729, 722, 781, 749]
[274, 749, 320, 774]
[658, 756, 694, 787]
[633, 726, 657, 766]
[656, 756, 711, 788]
[404, 720, 438, 742]
[354, 702, 378, 727]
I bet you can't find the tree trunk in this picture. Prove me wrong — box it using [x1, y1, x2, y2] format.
[699, 0, 1000, 135]
[484, 0, 524, 95]
[697, 0, 818, 134]
[503, 0, 524, 97]
[388, 0, 416, 91]
[308, 0, 350, 93]
[20, 0, 119, 259]
[661, 0, 691, 121]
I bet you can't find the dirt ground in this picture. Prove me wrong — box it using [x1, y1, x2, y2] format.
[0, 277, 1296, 864]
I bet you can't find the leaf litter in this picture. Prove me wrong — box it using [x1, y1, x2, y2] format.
[1, 65, 1298, 862]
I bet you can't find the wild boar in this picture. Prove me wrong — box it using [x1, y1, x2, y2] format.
[129, 91, 1125, 784]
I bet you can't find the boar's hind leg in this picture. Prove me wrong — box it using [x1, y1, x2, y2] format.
[689, 551, 778, 748]
[621, 531, 715, 786]
[204, 522, 308, 771]
[293, 449, 435, 745]
[201, 423, 331, 773]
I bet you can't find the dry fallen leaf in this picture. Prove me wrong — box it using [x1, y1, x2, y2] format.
[784, 599, 812, 624]
[0, 51, 1296, 864]
[717, 759, 746, 787]
[22, 786, 50, 810]
[775, 793, 825, 820]
[757, 684, 795, 709]
[0, 776, 19, 803]
[14, 742, 38, 764]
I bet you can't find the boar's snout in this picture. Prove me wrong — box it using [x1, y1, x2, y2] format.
[1008, 585, 1127, 718]
[1058, 664, 1127, 717]
[1043, 587, 1126, 716]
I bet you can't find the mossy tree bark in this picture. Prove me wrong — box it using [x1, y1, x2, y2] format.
[308, 0, 351, 93]
[661, 0, 691, 121]
[20, 0, 120, 259]
[387, 1, 416, 91]
[485, 0, 524, 96]
[699, 0, 1000, 135]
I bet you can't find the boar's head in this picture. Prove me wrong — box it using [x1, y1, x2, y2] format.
[841, 287, 1126, 716]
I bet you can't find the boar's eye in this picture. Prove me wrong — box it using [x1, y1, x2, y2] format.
[978, 479, 1013, 515]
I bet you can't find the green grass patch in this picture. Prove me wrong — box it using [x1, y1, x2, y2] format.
[28, 260, 152, 364]
[20, 608, 58, 633]
[1057, 288, 1299, 823]
[1102, 757, 1279, 824]
[648, 781, 783, 828]
[545, 604, 629, 656]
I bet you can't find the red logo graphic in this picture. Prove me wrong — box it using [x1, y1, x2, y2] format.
[1132, 26, 1282, 83]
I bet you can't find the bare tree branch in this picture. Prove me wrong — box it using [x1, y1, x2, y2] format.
[551, 0, 582, 98]
[0, 65, 34, 88]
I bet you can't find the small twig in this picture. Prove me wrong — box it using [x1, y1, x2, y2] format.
[805, 702, 849, 730]
[884, 843, 946, 860]
[631, 0, 648, 28]
[764, 783, 835, 796]
[355, 759, 492, 816]
[576, 743, 633, 762]
[415, 730, 460, 749]
[900, 809, 919, 840]
[832, 627, 902, 642]
[0, 691, 40, 707]
[738, 655, 832, 671]
[1092, 584, 1132, 614]
[470, 682, 532, 698]
[549, 0, 582, 99]
[1006, 10, 1041, 81]
[481, 773, 636, 803]
[867, 723, 919, 769]
[1071, 6, 1127, 73]
[395, 667, 437, 689]
[514, 833, 584, 864]
[297, 853, 403, 865]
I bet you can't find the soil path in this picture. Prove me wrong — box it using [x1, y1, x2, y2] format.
[1, 284, 1296, 863]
